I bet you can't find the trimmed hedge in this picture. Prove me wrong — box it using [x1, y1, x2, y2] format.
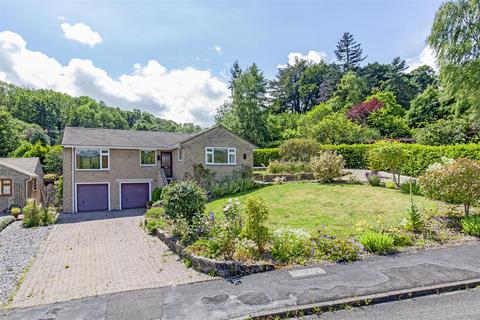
[254, 144, 480, 177]
[253, 148, 280, 167]
[0, 216, 15, 232]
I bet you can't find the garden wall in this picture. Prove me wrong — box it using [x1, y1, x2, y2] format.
[155, 228, 274, 277]
[254, 144, 480, 177]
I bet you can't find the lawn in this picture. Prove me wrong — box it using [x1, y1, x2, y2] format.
[205, 183, 440, 237]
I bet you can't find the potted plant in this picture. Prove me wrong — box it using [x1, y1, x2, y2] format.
[11, 207, 21, 220]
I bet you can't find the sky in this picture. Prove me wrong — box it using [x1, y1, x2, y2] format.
[0, 0, 442, 126]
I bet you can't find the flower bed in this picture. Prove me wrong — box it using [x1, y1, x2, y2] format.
[154, 227, 274, 277]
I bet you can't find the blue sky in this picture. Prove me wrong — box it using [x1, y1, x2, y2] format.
[0, 0, 442, 125]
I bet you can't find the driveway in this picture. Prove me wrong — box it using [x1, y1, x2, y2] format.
[10, 209, 211, 308]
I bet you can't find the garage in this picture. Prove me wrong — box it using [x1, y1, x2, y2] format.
[76, 184, 109, 212]
[120, 183, 150, 209]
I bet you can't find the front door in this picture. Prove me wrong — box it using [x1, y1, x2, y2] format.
[161, 152, 173, 178]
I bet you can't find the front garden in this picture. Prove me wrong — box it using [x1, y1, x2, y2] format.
[144, 146, 480, 275]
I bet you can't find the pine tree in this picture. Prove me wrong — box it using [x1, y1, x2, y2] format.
[334, 32, 367, 71]
[229, 60, 242, 94]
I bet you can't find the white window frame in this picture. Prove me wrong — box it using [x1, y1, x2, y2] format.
[177, 148, 183, 161]
[205, 147, 236, 165]
[140, 149, 157, 167]
[75, 149, 110, 171]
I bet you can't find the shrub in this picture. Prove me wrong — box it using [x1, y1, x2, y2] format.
[55, 176, 63, 206]
[419, 158, 480, 215]
[254, 148, 281, 166]
[161, 180, 208, 223]
[268, 160, 310, 174]
[233, 238, 259, 261]
[211, 178, 257, 198]
[309, 151, 345, 183]
[242, 197, 270, 252]
[271, 228, 311, 263]
[22, 199, 42, 228]
[385, 181, 396, 189]
[461, 215, 480, 236]
[319, 144, 371, 169]
[146, 207, 165, 219]
[11, 207, 21, 219]
[358, 231, 395, 254]
[413, 118, 475, 146]
[190, 164, 215, 190]
[152, 187, 163, 202]
[400, 179, 422, 195]
[347, 98, 384, 124]
[22, 199, 56, 228]
[0, 216, 15, 232]
[390, 232, 414, 247]
[313, 229, 362, 262]
[279, 138, 320, 161]
[367, 173, 383, 187]
[369, 142, 407, 186]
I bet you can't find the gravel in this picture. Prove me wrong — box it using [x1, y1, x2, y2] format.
[0, 221, 52, 306]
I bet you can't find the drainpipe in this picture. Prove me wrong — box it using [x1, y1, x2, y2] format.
[71, 147, 75, 213]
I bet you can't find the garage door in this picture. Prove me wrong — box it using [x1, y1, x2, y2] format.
[77, 184, 109, 212]
[121, 183, 149, 209]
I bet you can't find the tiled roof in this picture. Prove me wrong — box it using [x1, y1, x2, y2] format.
[61, 127, 195, 149]
[0, 157, 40, 177]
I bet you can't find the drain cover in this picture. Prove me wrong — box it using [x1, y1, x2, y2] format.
[288, 267, 327, 278]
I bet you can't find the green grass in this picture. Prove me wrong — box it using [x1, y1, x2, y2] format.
[205, 183, 440, 237]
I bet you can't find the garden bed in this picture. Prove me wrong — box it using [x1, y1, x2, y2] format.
[154, 227, 274, 277]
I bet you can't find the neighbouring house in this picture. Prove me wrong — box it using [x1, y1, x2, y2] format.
[61, 125, 256, 213]
[0, 157, 44, 212]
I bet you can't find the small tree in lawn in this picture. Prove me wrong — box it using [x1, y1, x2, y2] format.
[368, 142, 406, 187]
[419, 158, 480, 216]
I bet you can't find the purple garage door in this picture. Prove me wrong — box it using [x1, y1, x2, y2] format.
[121, 183, 149, 209]
[77, 184, 109, 212]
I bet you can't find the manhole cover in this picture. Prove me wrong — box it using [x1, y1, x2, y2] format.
[288, 267, 327, 278]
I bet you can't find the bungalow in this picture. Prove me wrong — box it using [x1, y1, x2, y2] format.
[61, 125, 256, 213]
[0, 157, 44, 212]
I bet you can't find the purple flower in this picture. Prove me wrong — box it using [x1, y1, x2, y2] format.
[209, 211, 215, 221]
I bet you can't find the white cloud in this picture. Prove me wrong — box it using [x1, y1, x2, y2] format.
[278, 50, 327, 68]
[213, 45, 223, 55]
[60, 22, 103, 47]
[0, 31, 228, 126]
[406, 45, 438, 72]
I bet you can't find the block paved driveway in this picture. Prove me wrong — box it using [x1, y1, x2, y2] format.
[11, 209, 211, 308]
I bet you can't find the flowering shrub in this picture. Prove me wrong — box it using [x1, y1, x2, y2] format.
[313, 228, 362, 262]
[233, 238, 259, 261]
[347, 98, 384, 124]
[419, 158, 480, 215]
[22, 199, 56, 228]
[242, 197, 270, 252]
[271, 228, 311, 263]
[309, 151, 345, 182]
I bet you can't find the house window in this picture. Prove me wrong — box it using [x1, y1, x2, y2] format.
[0, 179, 12, 196]
[205, 147, 236, 165]
[76, 149, 109, 170]
[177, 148, 183, 161]
[32, 178, 37, 191]
[140, 150, 156, 166]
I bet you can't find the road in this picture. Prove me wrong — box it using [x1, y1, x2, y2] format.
[299, 288, 480, 320]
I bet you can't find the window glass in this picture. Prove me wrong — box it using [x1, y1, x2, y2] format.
[0, 179, 12, 196]
[76, 149, 109, 170]
[178, 148, 183, 161]
[206, 147, 236, 164]
[214, 148, 228, 163]
[141, 150, 156, 165]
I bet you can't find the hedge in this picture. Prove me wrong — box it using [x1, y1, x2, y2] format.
[253, 148, 280, 167]
[0, 216, 15, 232]
[254, 144, 480, 177]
